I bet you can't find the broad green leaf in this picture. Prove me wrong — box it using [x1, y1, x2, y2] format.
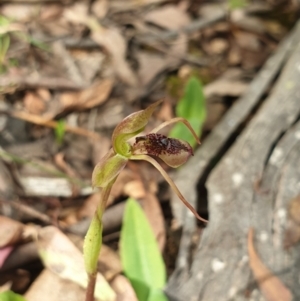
[120, 198, 166, 301]
[0, 291, 27, 301]
[148, 289, 169, 301]
[169, 76, 206, 148]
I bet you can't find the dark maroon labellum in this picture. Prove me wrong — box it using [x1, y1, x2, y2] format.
[135, 133, 193, 157]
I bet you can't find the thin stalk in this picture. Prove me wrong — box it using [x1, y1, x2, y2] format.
[85, 273, 97, 301]
[84, 180, 115, 301]
[151, 117, 201, 144]
[131, 154, 208, 223]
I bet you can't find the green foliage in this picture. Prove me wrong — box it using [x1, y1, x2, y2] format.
[169, 76, 206, 148]
[54, 119, 66, 145]
[0, 15, 49, 74]
[228, 0, 248, 10]
[0, 16, 11, 73]
[28, 37, 50, 51]
[120, 198, 167, 301]
[0, 291, 27, 301]
[166, 75, 182, 99]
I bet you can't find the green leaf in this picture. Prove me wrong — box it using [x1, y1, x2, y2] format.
[169, 76, 206, 148]
[148, 289, 169, 301]
[0, 291, 27, 301]
[120, 198, 166, 301]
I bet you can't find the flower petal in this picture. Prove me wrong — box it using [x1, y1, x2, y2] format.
[92, 149, 128, 188]
[132, 133, 193, 168]
[130, 154, 208, 223]
[112, 100, 162, 156]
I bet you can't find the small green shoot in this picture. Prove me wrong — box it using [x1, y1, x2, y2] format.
[0, 291, 27, 301]
[228, 0, 248, 10]
[169, 76, 206, 148]
[0, 15, 49, 75]
[54, 119, 66, 145]
[120, 198, 168, 301]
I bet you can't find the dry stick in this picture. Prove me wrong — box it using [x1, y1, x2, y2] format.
[62, 12, 225, 67]
[135, 10, 227, 44]
[7, 110, 100, 139]
[0, 198, 51, 224]
[62, 10, 227, 49]
[167, 19, 300, 283]
[0, 0, 70, 3]
[0, 75, 83, 90]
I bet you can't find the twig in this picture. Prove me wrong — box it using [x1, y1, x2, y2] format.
[3, 110, 100, 139]
[0, 75, 84, 90]
[135, 9, 227, 44]
[0, 198, 51, 224]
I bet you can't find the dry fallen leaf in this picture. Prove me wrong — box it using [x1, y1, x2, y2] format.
[77, 192, 102, 219]
[284, 195, 300, 248]
[123, 180, 146, 199]
[25, 269, 86, 301]
[0, 216, 24, 248]
[287, 194, 300, 225]
[142, 193, 166, 251]
[24, 92, 47, 115]
[92, 0, 109, 19]
[36, 226, 116, 301]
[91, 27, 138, 86]
[60, 79, 113, 111]
[110, 275, 138, 301]
[137, 52, 169, 87]
[99, 244, 122, 281]
[64, 5, 137, 86]
[248, 228, 292, 301]
[204, 79, 248, 98]
[144, 5, 190, 30]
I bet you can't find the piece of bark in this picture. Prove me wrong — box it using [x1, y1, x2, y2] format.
[166, 20, 300, 301]
[167, 20, 300, 280]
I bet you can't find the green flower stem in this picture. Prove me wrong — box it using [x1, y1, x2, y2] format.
[84, 180, 115, 301]
[131, 154, 208, 223]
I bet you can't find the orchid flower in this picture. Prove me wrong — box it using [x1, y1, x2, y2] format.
[83, 100, 207, 301]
